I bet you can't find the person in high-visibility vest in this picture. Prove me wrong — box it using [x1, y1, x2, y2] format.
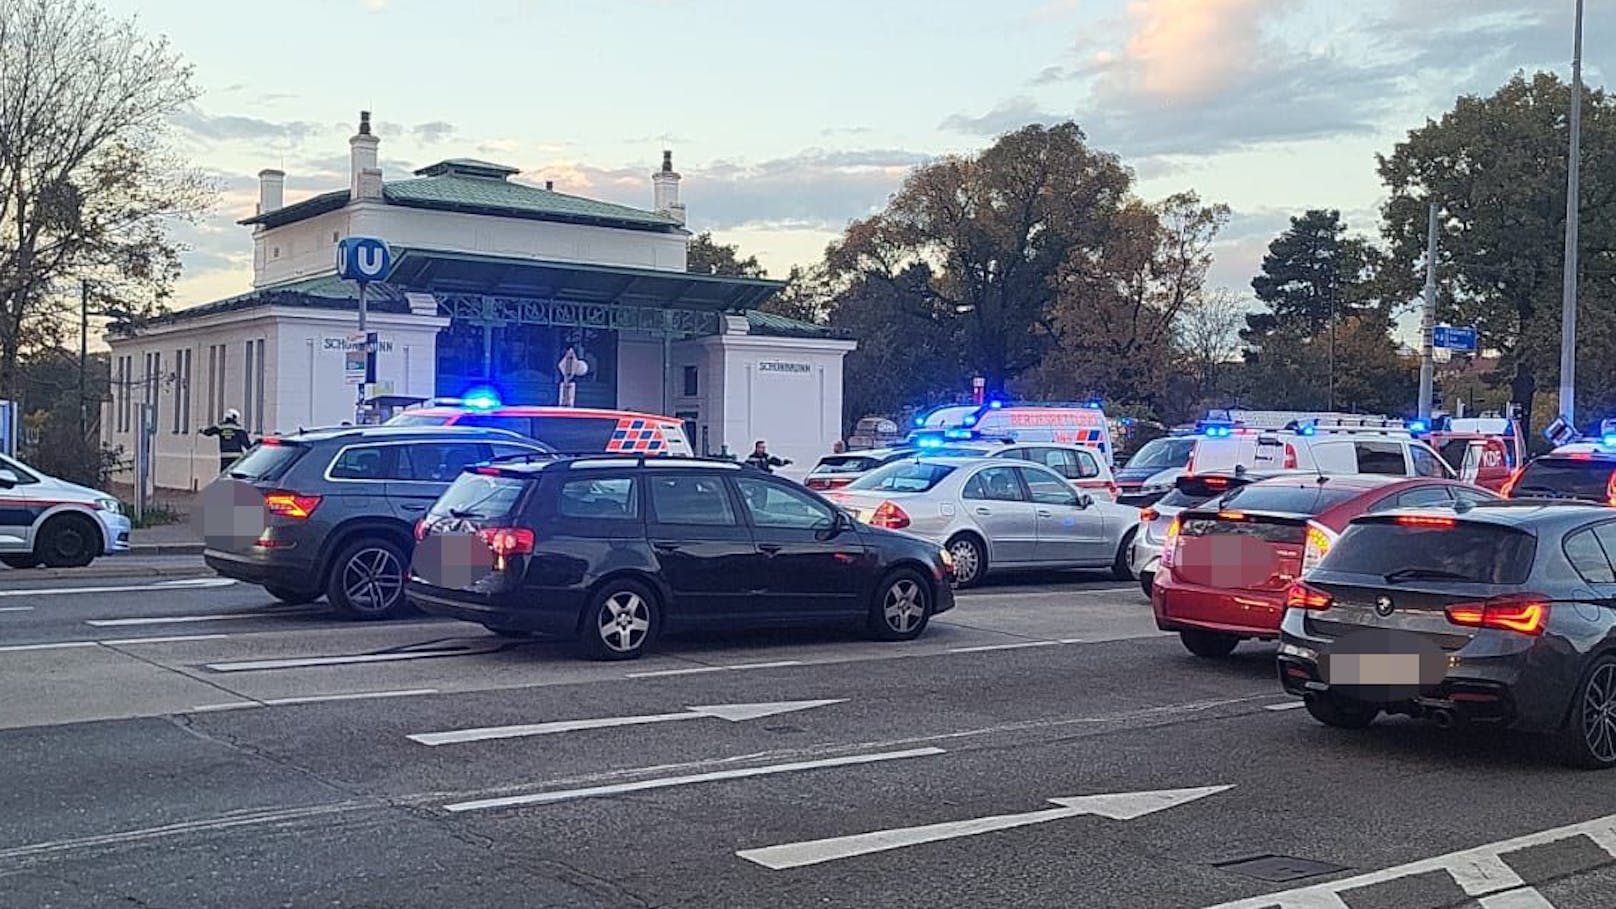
[200, 409, 254, 474]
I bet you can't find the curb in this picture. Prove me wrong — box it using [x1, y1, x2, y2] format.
[129, 543, 205, 556]
[4, 564, 214, 582]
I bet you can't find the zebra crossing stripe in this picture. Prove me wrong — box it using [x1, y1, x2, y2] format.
[1201, 813, 1616, 908]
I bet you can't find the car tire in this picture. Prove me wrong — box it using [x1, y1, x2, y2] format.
[1179, 629, 1239, 658]
[1111, 529, 1137, 581]
[325, 537, 410, 620]
[37, 514, 100, 568]
[1138, 572, 1154, 598]
[1304, 694, 1379, 730]
[264, 585, 319, 605]
[946, 534, 987, 589]
[868, 568, 932, 642]
[581, 579, 658, 661]
[1557, 655, 1616, 770]
[0, 554, 40, 569]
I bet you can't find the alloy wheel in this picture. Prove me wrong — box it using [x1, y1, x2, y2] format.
[949, 539, 981, 585]
[341, 547, 404, 613]
[1583, 662, 1616, 764]
[598, 591, 651, 653]
[883, 578, 927, 634]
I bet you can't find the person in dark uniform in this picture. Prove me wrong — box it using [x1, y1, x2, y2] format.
[743, 440, 791, 473]
[201, 409, 254, 474]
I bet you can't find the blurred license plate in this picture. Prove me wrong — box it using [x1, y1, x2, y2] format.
[1323, 653, 1423, 686]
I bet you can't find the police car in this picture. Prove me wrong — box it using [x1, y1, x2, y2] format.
[0, 453, 131, 569]
[1503, 420, 1616, 504]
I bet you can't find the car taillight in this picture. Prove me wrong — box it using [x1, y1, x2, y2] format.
[1301, 522, 1335, 573]
[1607, 471, 1616, 508]
[263, 490, 321, 519]
[1160, 516, 1183, 568]
[1283, 443, 1298, 470]
[477, 527, 535, 557]
[1140, 508, 1158, 523]
[1499, 466, 1524, 498]
[1394, 514, 1456, 528]
[1445, 594, 1548, 636]
[1284, 582, 1333, 611]
[871, 500, 910, 529]
[414, 518, 428, 541]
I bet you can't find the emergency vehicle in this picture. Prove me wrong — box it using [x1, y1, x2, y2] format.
[387, 394, 694, 456]
[1425, 415, 1525, 492]
[908, 402, 1116, 464]
[1176, 415, 1456, 481]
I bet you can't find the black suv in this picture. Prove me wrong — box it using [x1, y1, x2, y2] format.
[201, 425, 551, 618]
[405, 455, 956, 659]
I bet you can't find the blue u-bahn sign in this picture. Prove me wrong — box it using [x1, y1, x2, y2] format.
[1432, 325, 1477, 351]
[336, 237, 394, 283]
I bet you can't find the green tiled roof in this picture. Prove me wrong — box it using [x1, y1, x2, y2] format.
[745, 309, 850, 340]
[116, 283, 409, 333]
[239, 159, 681, 232]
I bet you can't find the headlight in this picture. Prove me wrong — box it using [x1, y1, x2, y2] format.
[1139, 484, 1168, 495]
[96, 498, 121, 514]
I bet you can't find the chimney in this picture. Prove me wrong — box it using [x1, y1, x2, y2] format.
[652, 149, 685, 225]
[257, 168, 285, 214]
[545, 180, 554, 191]
[349, 111, 381, 200]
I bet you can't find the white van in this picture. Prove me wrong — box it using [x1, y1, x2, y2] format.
[1185, 427, 1455, 479]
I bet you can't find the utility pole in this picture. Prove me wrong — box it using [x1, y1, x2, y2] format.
[1558, 0, 1586, 429]
[79, 279, 89, 443]
[1418, 202, 1440, 421]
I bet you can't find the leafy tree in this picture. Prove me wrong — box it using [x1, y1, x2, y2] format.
[686, 232, 767, 278]
[1241, 312, 1416, 414]
[827, 266, 965, 434]
[1248, 210, 1377, 337]
[826, 123, 1134, 397]
[0, 0, 213, 396]
[1379, 72, 1616, 435]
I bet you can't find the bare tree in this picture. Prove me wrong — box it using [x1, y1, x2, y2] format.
[1177, 288, 1248, 397]
[0, 0, 213, 394]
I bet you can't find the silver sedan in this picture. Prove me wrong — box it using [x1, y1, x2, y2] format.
[827, 456, 1141, 588]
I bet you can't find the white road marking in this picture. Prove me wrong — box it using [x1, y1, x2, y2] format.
[0, 606, 33, 612]
[0, 641, 98, 653]
[957, 586, 1135, 599]
[740, 786, 1233, 870]
[947, 641, 1062, 654]
[0, 578, 235, 598]
[624, 660, 803, 679]
[1200, 811, 1616, 908]
[101, 634, 230, 646]
[1263, 701, 1307, 711]
[191, 688, 440, 713]
[87, 608, 322, 627]
[409, 699, 845, 746]
[443, 747, 946, 813]
[206, 649, 483, 672]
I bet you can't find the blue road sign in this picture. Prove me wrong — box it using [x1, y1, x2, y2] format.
[1432, 325, 1478, 351]
[336, 237, 394, 283]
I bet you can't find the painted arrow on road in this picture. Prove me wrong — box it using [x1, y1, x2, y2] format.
[407, 699, 847, 746]
[737, 785, 1233, 870]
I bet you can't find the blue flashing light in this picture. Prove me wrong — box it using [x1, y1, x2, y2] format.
[1298, 424, 1317, 436]
[1408, 419, 1429, 433]
[1198, 420, 1235, 438]
[916, 436, 944, 449]
[988, 400, 1004, 410]
[944, 428, 974, 440]
[915, 417, 926, 427]
[1086, 400, 1103, 409]
[1604, 435, 1616, 448]
[460, 385, 502, 411]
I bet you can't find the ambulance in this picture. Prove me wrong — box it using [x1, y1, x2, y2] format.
[908, 402, 1117, 464]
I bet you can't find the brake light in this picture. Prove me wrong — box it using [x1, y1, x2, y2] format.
[1283, 443, 1298, 470]
[1284, 582, 1333, 611]
[1217, 510, 1246, 521]
[473, 466, 502, 476]
[1161, 517, 1183, 568]
[1606, 471, 1616, 508]
[1140, 508, 1158, 523]
[1394, 515, 1456, 528]
[1499, 466, 1524, 498]
[871, 500, 911, 530]
[263, 490, 321, 519]
[261, 437, 284, 447]
[477, 527, 535, 557]
[1203, 477, 1229, 490]
[1445, 594, 1548, 636]
[1301, 522, 1335, 573]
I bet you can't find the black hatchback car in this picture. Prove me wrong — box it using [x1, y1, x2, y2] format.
[1277, 499, 1616, 768]
[405, 455, 956, 660]
[201, 425, 550, 618]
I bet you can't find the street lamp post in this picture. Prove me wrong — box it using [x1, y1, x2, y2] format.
[1559, 0, 1586, 429]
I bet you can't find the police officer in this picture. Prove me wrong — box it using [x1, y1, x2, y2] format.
[200, 409, 254, 474]
[743, 440, 791, 473]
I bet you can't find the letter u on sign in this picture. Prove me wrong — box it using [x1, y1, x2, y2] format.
[337, 237, 394, 282]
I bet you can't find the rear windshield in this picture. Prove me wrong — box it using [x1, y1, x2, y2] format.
[386, 413, 451, 427]
[848, 461, 955, 493]
[1322, 521, 1537, 585]
[1206, 484, 1360, 516]
[427, 472, 530, 520]
[812, 455, 883, 475]
[1515, 458, 1615, 502]
[1127, 437, 1196, 471]
[227, 444, 305, 482]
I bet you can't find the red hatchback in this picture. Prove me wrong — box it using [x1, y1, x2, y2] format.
[1151, 475, 1500, 658]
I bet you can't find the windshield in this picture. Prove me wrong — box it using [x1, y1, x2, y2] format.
[1322, 520, 1537, 585]
[427, 472, 530, 520]
[1515, 458, 1615, 502]
[226, 443, 305, 482]
[811, 455, 883, 475]
[385, 413, 452, 426]
[847, 460, 956, 493]
[1125, 437, 1196, 470]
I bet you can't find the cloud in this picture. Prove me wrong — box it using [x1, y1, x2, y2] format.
[940, 97, 1064, 136]
[412, 120, 455, 143]
[364, 0, 386, 9]
[1119, 0, 1286, 101]
[170, 109, 324, 144]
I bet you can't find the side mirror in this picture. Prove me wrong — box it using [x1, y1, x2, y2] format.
[1076, 493, 1095, 510]
[0, 469, 17, 489]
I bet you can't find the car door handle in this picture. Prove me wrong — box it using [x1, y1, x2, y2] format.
[974, 507, 992, 516]
[758, 544, 783, 555]
[401, 503, 429, 512]
[1037, 510, 1054, 518]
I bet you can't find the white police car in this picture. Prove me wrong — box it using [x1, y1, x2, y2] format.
[0, 453, 131, 568]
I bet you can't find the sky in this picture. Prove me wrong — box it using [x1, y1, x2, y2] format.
[100, 0, 1613, 330]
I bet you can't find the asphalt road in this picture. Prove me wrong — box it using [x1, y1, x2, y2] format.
[2, 564, 1615, 908]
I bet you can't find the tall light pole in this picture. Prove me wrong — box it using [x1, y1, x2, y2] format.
[1559, 0, 1586, 429]
[1418, 202, 1440, 421]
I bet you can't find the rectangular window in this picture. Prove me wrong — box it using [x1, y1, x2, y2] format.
[254, 339, 265, 433]
[173, 348, 183, 433]
[116, 357, 128, 433]
[182, 348, 192, 433]
[559, 477, 640, 520]
[206, 345, 217, 427]
[243, 341, 254, 432]
[682, 366, 698, 397]
[150, 351, 161, 430]
[215, 344, 226, 422]
[647, 474, 737, 526]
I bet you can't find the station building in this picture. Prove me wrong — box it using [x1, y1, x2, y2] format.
[104, 113, 855, 490]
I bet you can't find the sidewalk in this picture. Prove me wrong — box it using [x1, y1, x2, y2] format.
[109, 483, 206, 555]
